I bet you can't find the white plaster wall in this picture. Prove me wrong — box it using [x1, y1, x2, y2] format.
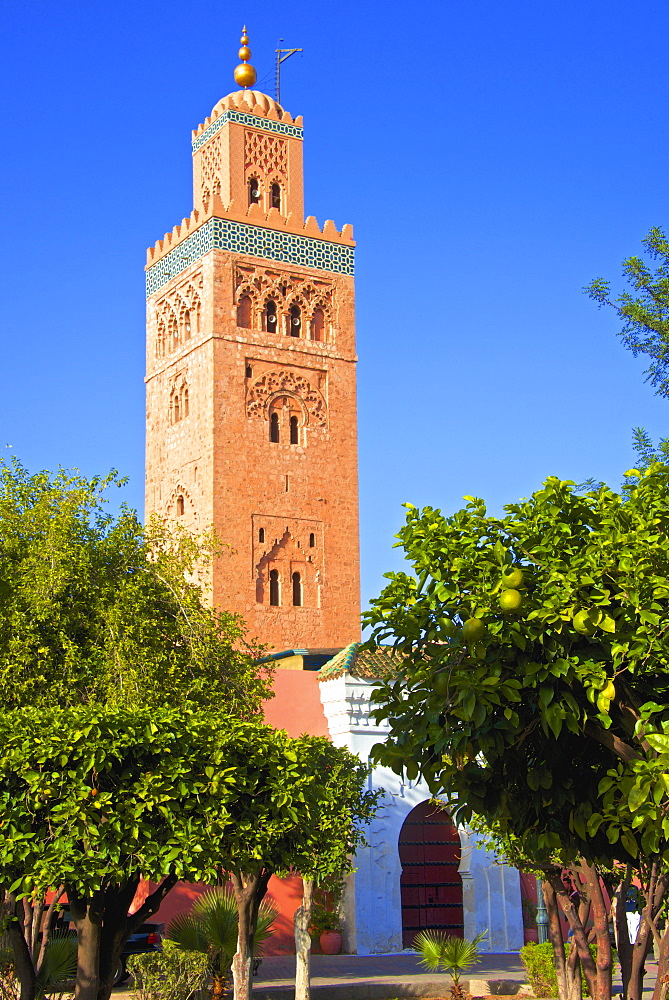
[319, 673, 524, 955]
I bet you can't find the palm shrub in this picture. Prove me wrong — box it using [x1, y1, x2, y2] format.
[36, 932, 78, 1000]
[413, 930, 487, 1000]
[0, 932, 77, 1000]
[167, 888, 277, 999]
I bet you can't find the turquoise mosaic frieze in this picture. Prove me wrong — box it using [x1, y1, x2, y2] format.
[146, 218, 354, 297]
[145, 224, 214, 296]
[192, 110, 303, 153]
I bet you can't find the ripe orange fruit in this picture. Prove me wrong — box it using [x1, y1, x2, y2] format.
[434, 672, 449, 697]
[573, 610, 596, 636]
[602, 681, 616, 700]
[596, 693, 611, 714]
[501, 567, 524, 589]
[462, 618, 486, 643]
[499, 589, 523, 612]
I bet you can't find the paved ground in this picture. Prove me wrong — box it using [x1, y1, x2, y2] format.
[252, 952, 528, 999]
[251, 952, 661, 1000]
[115, 951, 662, 999]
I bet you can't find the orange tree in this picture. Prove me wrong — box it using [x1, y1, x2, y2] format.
[364, 465, 669, 1000]
[0, 460, 273, 1000]
[0, 711, 377, 1000]
[219, 735, 378, 1000]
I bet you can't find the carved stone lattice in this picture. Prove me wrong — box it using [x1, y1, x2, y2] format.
[244, 131, 287, 178]
[246, 370, 327, 427]
[200, 135, 222, 184]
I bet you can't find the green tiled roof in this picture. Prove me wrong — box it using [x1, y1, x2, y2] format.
[319, 643, 403, 681]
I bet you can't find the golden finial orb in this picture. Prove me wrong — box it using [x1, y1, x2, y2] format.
[234, 26, 257, 88]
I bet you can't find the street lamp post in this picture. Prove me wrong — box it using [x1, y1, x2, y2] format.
[536, 876, 549, 944]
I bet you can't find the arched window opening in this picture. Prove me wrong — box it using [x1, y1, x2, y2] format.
[309, 532, 315, 548]
[271, 183, 281, 210]
[269, 569, 280, 606]
[157, 320, 166, 357]
[245, 364, 253, 378]
[183, 388, 189, 417]
[270, 412, 280, 443]
[311, 308, 325, 342]
[169, 314, 178, 350]
[249, 178, 260, 205]
[258, 528, 265, 543]
[264, 300, 278, 333]
[290, 414, 299, 445]
[292, 572, 302, 607]
[193, 299, 201, 334]
[237, 295, 252, 329]
[184, 310, 191, 340]
[289, 304, 301, 337]
[176, 495, 185, 516]
[173, 396, 180, 423]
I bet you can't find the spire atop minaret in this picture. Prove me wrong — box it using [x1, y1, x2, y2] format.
[234, 26, 257, 88]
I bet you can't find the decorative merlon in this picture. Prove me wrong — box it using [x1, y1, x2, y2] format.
[146, 196, 354, 268]
[146, 217, 355, 297]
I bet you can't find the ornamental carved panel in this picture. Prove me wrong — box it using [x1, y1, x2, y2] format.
[244, 130, 288, 179]
[246, 369, 327, 427]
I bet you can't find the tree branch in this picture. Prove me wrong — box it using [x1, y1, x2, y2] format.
[126, 875, 178, 935]
[584, 721, 641, 763]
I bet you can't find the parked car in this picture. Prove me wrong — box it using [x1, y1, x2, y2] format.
[52, 908, 164, 984]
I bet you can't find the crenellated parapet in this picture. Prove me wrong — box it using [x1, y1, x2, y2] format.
[146, 198, 354, 266]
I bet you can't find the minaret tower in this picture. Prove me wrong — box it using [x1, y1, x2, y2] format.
[144, 30, 360, 651]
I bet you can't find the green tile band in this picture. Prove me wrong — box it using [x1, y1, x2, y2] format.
[192, 110, 303, 153]
[146, 218, 354, 297]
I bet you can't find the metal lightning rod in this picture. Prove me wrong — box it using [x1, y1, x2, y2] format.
[275, 39, 303, 104]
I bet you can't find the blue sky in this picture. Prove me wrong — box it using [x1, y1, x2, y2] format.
[1, 0, 668, 611]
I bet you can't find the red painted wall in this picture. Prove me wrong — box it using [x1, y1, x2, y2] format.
[262, 668, 330, 737]
[150, 874, 304, 955]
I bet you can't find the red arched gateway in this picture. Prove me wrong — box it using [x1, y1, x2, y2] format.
[398, 800, 464, 948]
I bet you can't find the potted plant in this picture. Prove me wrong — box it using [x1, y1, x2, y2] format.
[309, 902, 343, 955]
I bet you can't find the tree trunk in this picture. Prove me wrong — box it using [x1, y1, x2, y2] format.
[35, 887, 66, 976]
[93, 875, 179, 1000]
[3, 892, 36, 1000]
[294, 877, 313, 1000]
[542, 877, 571, 1000]
[645, 863, 669, 1000]
[231, 869, 272, 1000]
[542, 872, 583, 1000]
[613, 867, 633, 998]
[627, 863, 654, 1000]
[546, 868, 600, 1000]
[94, 879, 139, 1000]
[652, 925, 669, 1000]
[581, 859, 612, 1000]
[70, 891, 104, 1000]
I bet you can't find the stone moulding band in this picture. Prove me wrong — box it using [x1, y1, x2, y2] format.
[192, 110, 304, 153]
[146, 218, 355, 297]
